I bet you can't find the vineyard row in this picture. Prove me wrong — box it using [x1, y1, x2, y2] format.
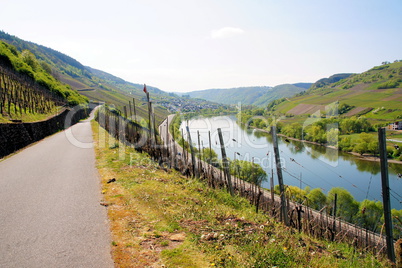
[0, 64, 66, 118]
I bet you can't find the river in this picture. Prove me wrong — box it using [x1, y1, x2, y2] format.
[181, 115, 402, 210]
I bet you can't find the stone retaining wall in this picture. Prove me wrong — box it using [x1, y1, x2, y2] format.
[0, 107, 92, 158]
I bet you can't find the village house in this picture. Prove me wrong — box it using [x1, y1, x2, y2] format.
[388, 121, 402, 130]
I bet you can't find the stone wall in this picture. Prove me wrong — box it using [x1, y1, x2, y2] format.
[0, 107, 92, 159]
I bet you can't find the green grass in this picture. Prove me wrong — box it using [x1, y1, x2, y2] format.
[92, 120, 391, 267]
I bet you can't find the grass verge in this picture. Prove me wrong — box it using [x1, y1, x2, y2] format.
[92, 120, 391, 267]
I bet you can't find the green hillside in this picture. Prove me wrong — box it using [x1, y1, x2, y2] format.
[0, 31, 220, 125]
[270, 62, 402, 125]
[0, 40, 90, 122]
[187, 83, 310, 106]
[0, 31, 171, 123]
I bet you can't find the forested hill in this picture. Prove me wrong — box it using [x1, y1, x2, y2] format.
[186, 83, 311, 106]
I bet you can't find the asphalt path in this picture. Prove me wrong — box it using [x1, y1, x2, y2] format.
[0, 110, 113, 267]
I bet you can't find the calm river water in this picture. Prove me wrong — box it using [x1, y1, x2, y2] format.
[181, 115, 402, 210]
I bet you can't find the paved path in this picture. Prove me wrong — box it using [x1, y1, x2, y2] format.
[0, 110, 113, 267]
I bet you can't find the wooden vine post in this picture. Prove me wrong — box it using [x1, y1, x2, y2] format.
[217, 128, 234, 196]
[378, 127, 396, 263]
[186, 126, 197, 178]
[271, 125, 289, 226]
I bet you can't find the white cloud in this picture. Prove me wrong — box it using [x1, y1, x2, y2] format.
[210, 27, 245, 39]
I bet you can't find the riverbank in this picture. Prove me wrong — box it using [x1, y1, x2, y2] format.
[251, 126, 402, 165]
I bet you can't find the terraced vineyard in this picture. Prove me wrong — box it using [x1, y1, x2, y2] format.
[271, 61, 402, 126]
[0, 63, 65, 122]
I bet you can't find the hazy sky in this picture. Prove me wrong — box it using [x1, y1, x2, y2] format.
[1, 0, 401, 92]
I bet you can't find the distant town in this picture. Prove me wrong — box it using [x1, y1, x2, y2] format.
[156, 95, 223, 113]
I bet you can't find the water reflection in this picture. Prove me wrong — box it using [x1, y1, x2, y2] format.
[182, 115, 402, 210]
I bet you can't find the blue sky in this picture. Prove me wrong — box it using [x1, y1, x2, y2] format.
[1, 0, 401, 92]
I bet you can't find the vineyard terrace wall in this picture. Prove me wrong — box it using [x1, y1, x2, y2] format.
[0, 105, 94, 159]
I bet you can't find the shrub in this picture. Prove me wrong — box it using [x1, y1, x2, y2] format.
[377, 80, 399, 89]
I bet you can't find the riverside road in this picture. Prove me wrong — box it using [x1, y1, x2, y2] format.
[0, 110, 113, 267]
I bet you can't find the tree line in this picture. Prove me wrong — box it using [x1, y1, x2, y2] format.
[238, 109, 402, 161]
[275, 184, 402, 239]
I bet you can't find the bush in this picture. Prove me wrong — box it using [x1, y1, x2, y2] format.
[377, 80, 399, 89]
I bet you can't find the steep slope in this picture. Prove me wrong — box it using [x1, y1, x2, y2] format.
[270, 62, 402, 124]
[0, 40, 90, 122]
[186, 84, 310, 106]
[0, 31, 210, 124]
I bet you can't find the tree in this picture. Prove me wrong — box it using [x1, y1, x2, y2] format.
[327, 187, 359, 222]
[353, 132, 378, 155]
[340, 118, 372, 134]
[326, 128, 339, 147]
[356, 199, 383, 231]
[281, 123, 303, 140]
[391, 209, 402, 239]
[306, 125, 326, 143]
[354, 142, 368, 155]
[339, 137, 353, 152]
[229, 159, 267, 186]
[285, 185, 308, 204]
[306, 188, 327, 210]
[20, 50, 38, 71]
[338, 103, 354, 115]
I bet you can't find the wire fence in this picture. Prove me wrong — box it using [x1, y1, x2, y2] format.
[95, 107, 391, 258]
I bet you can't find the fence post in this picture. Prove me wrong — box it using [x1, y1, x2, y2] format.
[217, 128, 234, 196]
[172, 122, 177, 169]
[133, 98, 137, 123]
[333, 193, 338, 235]
[271, 125, 289, 226]
[166, 117, 170, 166]
[151, 102, 158, 146]
[378, 127, 396, 263]
[270, 169, 275, 205]
[197, 131, 202, 175]
[186, 126, 197, 178]
[182, 128, 187, 165]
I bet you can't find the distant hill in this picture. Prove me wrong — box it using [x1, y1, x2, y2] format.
[186, 83, 311, 106]
[186, 86, 270, 105]
[269, 61, 402, 125]
[309, 73, 353, 90]
[253, 84, 312, 106]
[0, 30, 211, 124]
